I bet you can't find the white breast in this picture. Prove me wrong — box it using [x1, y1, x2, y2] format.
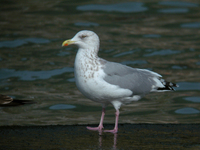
[74, 49, 132, 104]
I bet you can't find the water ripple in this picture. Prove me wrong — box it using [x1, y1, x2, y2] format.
[49, 104, 76, 110]
[181, 22, 200, 28]
[121, 60, 147, 65]
[172, 65, 187, 69]
[0, 38, 50, 48]
[184, 97, 200, 103]
[113, 50, 134, 57]
[144, 49, 181, 57]
[158, 8, 188, 13]
[143, 34, 161, 38]
[175, 107, 200, 114]
[176, 82, 200, 91]
[77, 2, 148, 13]
[74, 22, 99, 27]
[0, 67, 74, 81]
[159, 1, 198, 7]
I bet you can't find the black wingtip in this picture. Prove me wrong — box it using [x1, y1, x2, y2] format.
[157, 80, 178, 91]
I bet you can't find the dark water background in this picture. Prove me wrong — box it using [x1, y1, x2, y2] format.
[0, 0, 200, 125]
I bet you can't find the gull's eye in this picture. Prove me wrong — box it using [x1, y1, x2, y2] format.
[79, 35, 87, 39]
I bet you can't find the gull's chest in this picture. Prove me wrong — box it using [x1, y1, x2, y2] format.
[74, 54, 103, 99]
[75, 56, 100, 80]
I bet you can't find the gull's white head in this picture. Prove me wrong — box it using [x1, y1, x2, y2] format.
[62, 30, 100, 51]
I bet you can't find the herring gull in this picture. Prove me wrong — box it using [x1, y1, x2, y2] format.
[62, 30, 177, 133]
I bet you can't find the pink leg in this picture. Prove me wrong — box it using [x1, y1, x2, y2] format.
[104, 110, 119, 133]
[87, 108, 105, 132]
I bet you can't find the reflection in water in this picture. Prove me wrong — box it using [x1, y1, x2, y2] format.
[98, 133, 118, 150]
[113, 133, 117, 150]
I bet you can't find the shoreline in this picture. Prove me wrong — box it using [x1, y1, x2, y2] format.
[1, 124, 200, 149]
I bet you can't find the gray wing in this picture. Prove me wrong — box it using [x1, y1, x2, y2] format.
[102, 60, 162, 95]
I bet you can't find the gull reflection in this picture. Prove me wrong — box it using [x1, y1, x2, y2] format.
[98, 132, 118, 150]
[113, 133, 117, 150]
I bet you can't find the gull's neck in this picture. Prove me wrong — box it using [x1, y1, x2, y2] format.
[76, 46, 99, 60]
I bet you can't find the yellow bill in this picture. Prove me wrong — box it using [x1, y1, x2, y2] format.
[62, 39, 75, 47]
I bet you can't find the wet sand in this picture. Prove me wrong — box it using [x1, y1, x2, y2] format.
[1, 124, 200, 149]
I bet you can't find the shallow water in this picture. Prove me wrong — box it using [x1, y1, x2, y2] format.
[0, 0, 200, 125]
[1, 124, 200, 150]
